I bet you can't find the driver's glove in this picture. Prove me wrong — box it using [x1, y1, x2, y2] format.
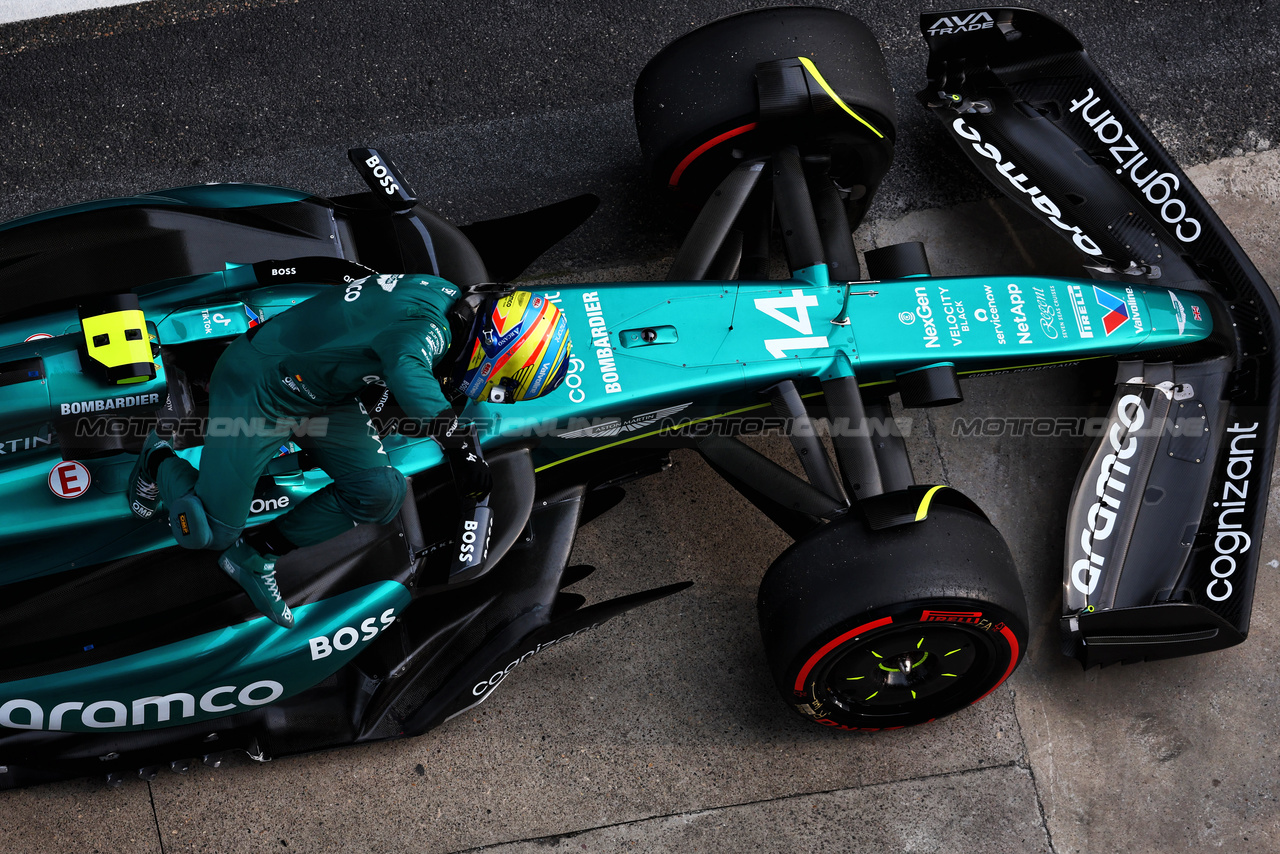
[433, 418, 492, 500]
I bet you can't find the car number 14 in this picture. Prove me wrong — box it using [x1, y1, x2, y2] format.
[754, 290, 830, 358]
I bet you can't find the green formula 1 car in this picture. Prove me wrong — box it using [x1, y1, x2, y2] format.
[0, 6, 1274, 788]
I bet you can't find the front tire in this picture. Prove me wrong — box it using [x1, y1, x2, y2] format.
[758, 499, 1028, 730]
[634, 6, 896, 211]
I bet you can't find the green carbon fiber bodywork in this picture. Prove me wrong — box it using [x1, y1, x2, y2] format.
[0, 581, 409, 733]
[0, 256, 1212, 731]
[0, 263, 1212, 581]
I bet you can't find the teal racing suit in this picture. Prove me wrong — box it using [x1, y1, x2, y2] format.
[155, 273, 462, 549]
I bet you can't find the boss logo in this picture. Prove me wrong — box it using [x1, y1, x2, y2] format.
[364, 155, 402, 196]
[308, 608, 397, 660]
[458, 519, 480, 563]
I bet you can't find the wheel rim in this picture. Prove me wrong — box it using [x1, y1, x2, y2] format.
[815, 622, 1003, 718]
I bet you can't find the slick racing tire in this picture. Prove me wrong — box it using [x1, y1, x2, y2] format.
[634, 6, 896, 208]
[757, 499, 1028, 730]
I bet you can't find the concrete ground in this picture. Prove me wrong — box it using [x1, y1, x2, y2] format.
[2, 149, 1278, 854]
[2, 1, 1279, 851]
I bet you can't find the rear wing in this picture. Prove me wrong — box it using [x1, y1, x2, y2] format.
[917, 7, 1280, 666]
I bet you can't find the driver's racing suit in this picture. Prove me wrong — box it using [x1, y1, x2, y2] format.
[153, 273, 463, 550]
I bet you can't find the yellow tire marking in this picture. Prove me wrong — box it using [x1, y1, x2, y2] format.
[797, 57, 884, 139]
[915, 485, 948, 521]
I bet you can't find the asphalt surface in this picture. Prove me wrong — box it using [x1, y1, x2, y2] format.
[1, 0, 1278, 268]
[2, 1, 1279, 852]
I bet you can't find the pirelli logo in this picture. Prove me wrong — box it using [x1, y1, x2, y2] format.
[1067, 285, 1095, 339]
[920, 609, 983, 624]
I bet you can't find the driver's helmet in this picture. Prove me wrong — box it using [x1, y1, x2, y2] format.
[454, 291, 572, 403]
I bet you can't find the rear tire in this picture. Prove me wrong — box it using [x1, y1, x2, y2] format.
[634, 6, 896, 211]
[757, 500, 1028, 730]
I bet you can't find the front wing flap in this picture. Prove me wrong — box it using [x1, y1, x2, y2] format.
[918, 7, 1280, 664]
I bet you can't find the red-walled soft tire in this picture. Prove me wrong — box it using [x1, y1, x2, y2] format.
[634, 6, 896, 209]
[757, 500, 1029, 730]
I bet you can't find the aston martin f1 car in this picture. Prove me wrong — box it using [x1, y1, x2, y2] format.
[0, 6, 1274, 789]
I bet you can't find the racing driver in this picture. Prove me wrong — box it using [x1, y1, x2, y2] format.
[126, 274, 572, 629]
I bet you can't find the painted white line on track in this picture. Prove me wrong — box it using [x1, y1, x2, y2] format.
[0, 0, 153, 25]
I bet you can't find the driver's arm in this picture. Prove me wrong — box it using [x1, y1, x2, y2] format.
[371, 318, 491, 501]
[370, 319, 454, 422]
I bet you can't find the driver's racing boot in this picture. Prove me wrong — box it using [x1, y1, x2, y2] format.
[126, 429, 176, 520]
[218, 538, 294, 629]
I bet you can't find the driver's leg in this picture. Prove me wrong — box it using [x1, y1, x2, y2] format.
[142, 343, 297, 628]
[155, 349, 290, 550]
[271, 399, 407, 548]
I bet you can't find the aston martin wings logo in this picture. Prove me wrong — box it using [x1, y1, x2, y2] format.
[556, 403, 692, 439]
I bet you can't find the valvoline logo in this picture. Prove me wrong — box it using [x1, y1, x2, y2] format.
[1093, 287, 1130, 335]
